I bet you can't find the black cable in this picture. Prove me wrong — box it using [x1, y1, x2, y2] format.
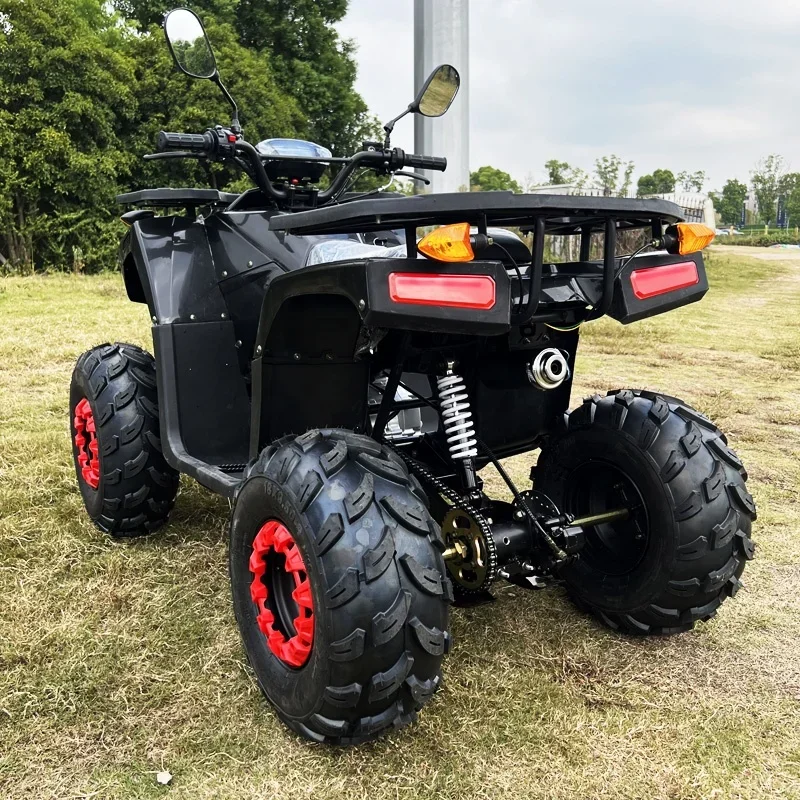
[615, 239, 657, 277]
[333, 168, 371, 202]
[337, 172, 403, 205]
[488, 240, 525, 315]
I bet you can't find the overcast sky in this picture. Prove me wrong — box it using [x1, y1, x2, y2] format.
[337, 0, 800, 191]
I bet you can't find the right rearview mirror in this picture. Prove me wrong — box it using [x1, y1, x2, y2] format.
[411, 64, 461, 118]
[164, 8, 217, 79]
[381, 63, 461, 147]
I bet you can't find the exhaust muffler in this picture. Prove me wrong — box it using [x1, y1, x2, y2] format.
[526, 348, 570, 390]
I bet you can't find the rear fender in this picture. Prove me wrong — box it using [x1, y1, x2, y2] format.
[249, 258, 511, 454]
[255, 258, 511, 344]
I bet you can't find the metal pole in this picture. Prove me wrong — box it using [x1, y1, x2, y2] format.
[414, 0, 469, 194]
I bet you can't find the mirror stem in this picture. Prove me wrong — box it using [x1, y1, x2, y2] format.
[382, 107, 410, 149]
[213, 72, 241, 135]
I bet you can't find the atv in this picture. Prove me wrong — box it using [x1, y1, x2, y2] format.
[69, 8, 757, 745]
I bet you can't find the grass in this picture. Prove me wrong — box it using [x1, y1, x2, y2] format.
[2, 246, 800, 799]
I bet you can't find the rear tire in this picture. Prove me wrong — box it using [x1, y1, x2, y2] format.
[535, 390, 756, 635]
[230, 429, 451, 744]
[69, 342, 179, 537]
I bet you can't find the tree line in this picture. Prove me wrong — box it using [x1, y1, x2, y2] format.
[0, 0, 375, 272]
[470, 158, 707, 199]
[470, 154, 800, 230]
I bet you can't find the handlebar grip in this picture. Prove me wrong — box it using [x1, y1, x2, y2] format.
[156, 131, 213, 153]
[402, 153, 448, 172]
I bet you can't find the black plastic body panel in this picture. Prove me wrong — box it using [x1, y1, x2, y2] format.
[254, 258, 511, 343]
[610, 252, 708, 324]
[170, 321, 250, 465]
[117, 188, 239, 208]
[152, 324, 244, 497]
[470, 329, 579, 456]
[249, 258, 511, 455]
[123, 215, 228, 323]
[252, 289, 368, 452]
[116, 186, 703, 499]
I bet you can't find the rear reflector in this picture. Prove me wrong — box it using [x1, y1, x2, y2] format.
[630, 261, 699, 300]
[388, 273, 496, 310]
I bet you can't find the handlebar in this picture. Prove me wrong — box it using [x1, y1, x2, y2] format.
[154, 130, 447, 205]
[157, 131, 216, 153]
[316, 149, 447, 202]
[401, 153, 448, 172]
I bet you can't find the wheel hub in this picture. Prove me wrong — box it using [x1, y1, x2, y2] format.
[248, 520, 314, 668]
[567, 461, 649, 575]
[73, 397, 100, 489]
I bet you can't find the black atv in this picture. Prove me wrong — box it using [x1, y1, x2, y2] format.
[69, 8, 757, 745]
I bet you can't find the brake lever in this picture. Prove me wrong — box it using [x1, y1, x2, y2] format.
[143, 151, 206, 161]
[393, 170, 431, 185]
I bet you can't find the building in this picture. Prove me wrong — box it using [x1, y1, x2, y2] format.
[529, 184, 715, 228]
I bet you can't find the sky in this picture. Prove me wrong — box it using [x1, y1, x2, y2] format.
[336, 0, 800, 192]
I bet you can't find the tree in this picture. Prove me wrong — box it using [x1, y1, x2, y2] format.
[677, 170, 707, 193]
[544, 159, 571, 185]
[714, 179, 748, 226]
[780, 173, 800, 228]
[121, 17, 304, 195]
[115, 0, 376, 157]
[778, 172, 800, 197]
[470, 165, 522, 193]
[569, 167, 590, 191]
[785, 188, 800, 228]
[619, 161, 635, 198]
[594, 155, 634, 197]
[637, 168, 675, 197]
[0, 0, 137, 269]
[751, 154, 786, 225]
[1, 0, 370, 272]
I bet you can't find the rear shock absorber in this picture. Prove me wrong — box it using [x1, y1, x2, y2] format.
[437, 362, 478, 490]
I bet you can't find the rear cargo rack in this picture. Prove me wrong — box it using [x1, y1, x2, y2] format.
[269, 192, 685, 326]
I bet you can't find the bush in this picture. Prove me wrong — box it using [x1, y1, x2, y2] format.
[717, 231, 800, 247]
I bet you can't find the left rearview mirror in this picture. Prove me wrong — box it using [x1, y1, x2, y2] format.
[164, 8, 217, 80]
[411, 64, 460, 118]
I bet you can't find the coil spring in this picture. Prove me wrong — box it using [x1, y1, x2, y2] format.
[437, 370, 478, 460]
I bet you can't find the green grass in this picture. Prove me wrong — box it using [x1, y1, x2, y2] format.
[2, 247, 800, 798]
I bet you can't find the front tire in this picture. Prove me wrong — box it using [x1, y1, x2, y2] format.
[69, 343, 179, 537]
[230, 429, 451, 744]
[535, 390, 756, 635]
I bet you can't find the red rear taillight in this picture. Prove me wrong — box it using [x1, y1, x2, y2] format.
[388, 273, 496, 310]
[630, 261, 699, 300]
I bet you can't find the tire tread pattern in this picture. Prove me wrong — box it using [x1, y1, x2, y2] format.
[537, 389, 756, 635]
[236, 428, 450, 744]
[70, 343, 178, 537]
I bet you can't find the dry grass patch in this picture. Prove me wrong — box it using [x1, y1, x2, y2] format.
[2, 249, 800, 799]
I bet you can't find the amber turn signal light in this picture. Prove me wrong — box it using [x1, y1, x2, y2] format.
[418, 222, 474, 263]
[663, 223, 715, 256]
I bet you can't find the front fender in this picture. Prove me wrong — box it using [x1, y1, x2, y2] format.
[119, 230, 147, 305]
[122, 216, 227, 324]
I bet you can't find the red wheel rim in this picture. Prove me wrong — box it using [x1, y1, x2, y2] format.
[248, 520, 314, 668]
[73, 397, 100, 490]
